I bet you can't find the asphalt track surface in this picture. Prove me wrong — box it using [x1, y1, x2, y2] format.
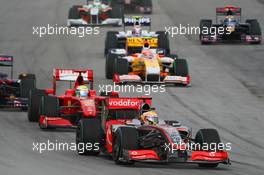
[0, 0, 264, 175]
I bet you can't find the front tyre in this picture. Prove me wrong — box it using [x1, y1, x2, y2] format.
[76, 118, 102, 155]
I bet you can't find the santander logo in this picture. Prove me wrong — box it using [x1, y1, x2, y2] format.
[108, 99, 140, 107]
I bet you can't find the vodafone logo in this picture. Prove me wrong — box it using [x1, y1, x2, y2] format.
[108, 99, 140, 107]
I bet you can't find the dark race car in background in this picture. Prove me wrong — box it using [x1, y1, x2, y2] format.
[0, 55, 36, 110]
[200, 5, 262, 44]
[115, 0, 153, 14]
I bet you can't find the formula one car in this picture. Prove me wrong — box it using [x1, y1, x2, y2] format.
[113, 0, 153, 14]
[0, 55, 36, 110]
[27, 69, 99, 129]
[104, 16, 170, 56]
[200, 5, 262, 44]
[76, 101, 230, 167]
[68, 0, 123, 26]
[105, 44, 190, 86]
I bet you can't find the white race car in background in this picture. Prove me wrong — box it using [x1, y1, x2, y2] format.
[68, 0, 123, 26]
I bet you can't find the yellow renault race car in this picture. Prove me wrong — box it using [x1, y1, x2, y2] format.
[104, 16, 170, 56]
[105, 44, 190, 86]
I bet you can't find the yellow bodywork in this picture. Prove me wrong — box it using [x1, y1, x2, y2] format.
[129, 54, 169, 77]
[127, 37, 158, 47]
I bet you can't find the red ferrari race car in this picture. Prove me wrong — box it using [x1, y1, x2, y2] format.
[27, 68, 101, 129]
[0, 55, 36, 110]
[76, 100, 230, 168]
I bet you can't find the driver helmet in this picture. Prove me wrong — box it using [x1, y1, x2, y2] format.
[142, 48, 153, 59]
[76, 85, 89, 97]
[140, 111, 159, 125]
[132, 25, 142, 36]
[224, 16, 235, 23]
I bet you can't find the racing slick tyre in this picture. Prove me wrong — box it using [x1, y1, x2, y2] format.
[157, 31, 170, 55]
[110, 4, 124, 26]
[172, 59, 189, 86]
[76, 118, 102, 155]
[195, 128, 221, 168]
[105, 53, 118, 79]
[68, 5, 81, 19]
[115, 59, 129, 76]
[39, 95, 60, 129]
[19, 74, 36, 99]
[27, 89, 46, 122]
[104, 31, 119, 56]
[246, 19, 262, 44]
[112, 127, 139, 164]
[199, 19, 212, 44]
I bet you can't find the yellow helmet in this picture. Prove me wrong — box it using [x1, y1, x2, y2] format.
[140, 111, 159, 125]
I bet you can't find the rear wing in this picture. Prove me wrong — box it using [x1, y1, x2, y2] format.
[0, 55, 14, 78]
[52, 69, 94, 94]
[53, 69, 93, 82]
[216, 6, 241, 16]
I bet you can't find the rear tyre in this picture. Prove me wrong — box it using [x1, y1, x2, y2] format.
[76, 118, 102, 155]
[105, 53, 118, 79]
[68, 5, 81, 19]
[200, 19, 212, 44]
[19, 74, 36, 99]
[112, 127, 138, 164]
[104, 31, 118, 56]
[157, 31, 170, 55]
[195, 128, 221, 168]
[27, 89, 46, 122]
[110, 4, 124, 19]
[246, 19, 262, 44]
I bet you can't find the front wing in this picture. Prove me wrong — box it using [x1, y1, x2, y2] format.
[67, 18, 122, 27]
[122, 149, 230, 164]
[113, 74, 190, 86]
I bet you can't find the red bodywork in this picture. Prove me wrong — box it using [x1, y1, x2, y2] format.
[78, 6, 112, 24]
[103, 97, 152, 153]
[39, 68, 103, 128]
[216, 5, 241, 15]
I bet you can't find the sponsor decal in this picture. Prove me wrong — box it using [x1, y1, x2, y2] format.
[108, 98, 141, 107]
